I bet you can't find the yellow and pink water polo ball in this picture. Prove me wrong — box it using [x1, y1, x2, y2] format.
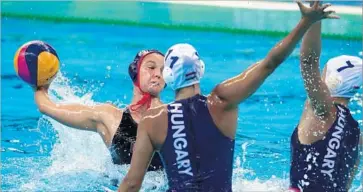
[14, 40, 60, 87]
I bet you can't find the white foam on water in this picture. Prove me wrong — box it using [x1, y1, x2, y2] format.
[18, 72, 116, 191]
[45, 72, 111, 174]
[232, 142, 289, 191]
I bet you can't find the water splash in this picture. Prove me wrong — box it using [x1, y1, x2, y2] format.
[232, 142, 288, 191]
[12, 72, 363, 191]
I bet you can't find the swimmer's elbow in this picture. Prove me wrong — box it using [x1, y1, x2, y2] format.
[120, 177, 142, 192]
[122, 185, 140, 192]
[128, 183, 141, 192]
[262, 57, 280, 72]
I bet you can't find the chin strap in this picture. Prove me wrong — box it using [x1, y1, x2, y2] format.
[129, 89, 152, 112]
[129, 50, 163, 112]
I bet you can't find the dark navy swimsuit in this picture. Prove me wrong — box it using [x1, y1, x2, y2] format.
[290, 104, 360, 192]
[160, 94, 235, 192]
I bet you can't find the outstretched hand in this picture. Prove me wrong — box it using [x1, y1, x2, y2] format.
[297, 0, 339, 23]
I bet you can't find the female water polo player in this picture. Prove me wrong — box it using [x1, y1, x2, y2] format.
[117, 2, 339, 191]
[34, 50, 165, 171]
[289, 5, 362, 191]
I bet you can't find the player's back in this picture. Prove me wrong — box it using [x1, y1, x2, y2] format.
[159, 94, 235, 192]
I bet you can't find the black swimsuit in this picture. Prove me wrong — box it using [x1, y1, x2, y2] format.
[109, 108, 164, 171]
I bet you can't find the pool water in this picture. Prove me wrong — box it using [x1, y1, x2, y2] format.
[1, 17, 362, 191]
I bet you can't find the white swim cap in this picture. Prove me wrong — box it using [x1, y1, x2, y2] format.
[325, 55, 362, 98]
[163, 43, 205, 90]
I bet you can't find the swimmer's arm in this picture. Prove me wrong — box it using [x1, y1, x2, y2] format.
[118, 117, 154, 192]
[300, 21, 334, 118]
[34, 87, 113, 133]
[212, 17, 313, 109]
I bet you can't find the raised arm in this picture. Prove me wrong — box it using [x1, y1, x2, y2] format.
[118, 114, 155, 192]
[211, 1, 337, 110]
[300, 19, 335, 118]
[34, 87, 117, 134]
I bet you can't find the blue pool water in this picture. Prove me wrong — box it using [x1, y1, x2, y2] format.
[320, 1, 362, 6]
[1, 17, 362, 191]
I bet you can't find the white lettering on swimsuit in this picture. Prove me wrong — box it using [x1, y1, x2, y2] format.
[321, 105, 347, 180]
[170, 103, 193, 176]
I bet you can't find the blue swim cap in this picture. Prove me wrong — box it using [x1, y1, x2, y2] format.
[163, 43, 205, 90]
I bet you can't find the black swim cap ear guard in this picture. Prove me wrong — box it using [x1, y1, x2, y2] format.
[128, 59, 138, 84]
